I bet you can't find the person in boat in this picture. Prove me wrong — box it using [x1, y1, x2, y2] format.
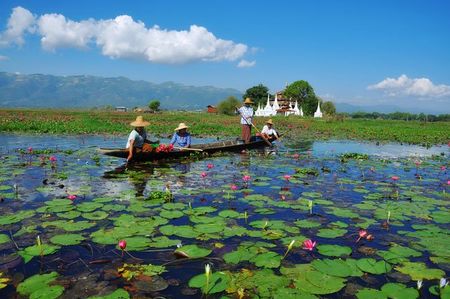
[236, 97, 254, 143]
[126, 115, 154, 161]
[170, 123, 191, 148]
[260, 118, 279, 142]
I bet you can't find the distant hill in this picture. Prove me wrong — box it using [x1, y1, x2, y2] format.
[0, 72, 242, 109]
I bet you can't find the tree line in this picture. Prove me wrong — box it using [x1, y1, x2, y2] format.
[217, 81, 336, 116]
[343, 111, 450, 122]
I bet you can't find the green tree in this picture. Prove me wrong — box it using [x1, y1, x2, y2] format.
[148, 100, 160, 111]
[243, 84, 269, 106]
[284, 80, 318, 116]
[217, 96, 240, 115]
[321, 101, 336, 116]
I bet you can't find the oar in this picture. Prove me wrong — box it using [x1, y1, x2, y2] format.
[236, 106, 272, 146]
[174, 147, 203, 152]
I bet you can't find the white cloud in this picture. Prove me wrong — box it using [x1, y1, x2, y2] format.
[237, 59, 255, 68]
[368, 74, 450, 98]
[0, 55, 9, 61]
[0, 6, 36, 47]
[0, 7, 252, 65]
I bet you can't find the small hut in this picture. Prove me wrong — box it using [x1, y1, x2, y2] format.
[207, 105, 218, 113]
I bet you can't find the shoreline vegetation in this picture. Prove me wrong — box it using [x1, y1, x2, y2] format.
[0, 108, 449, 146]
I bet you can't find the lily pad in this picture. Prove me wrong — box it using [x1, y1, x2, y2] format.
[88, 288, 130, 299]
[174, 244, 211, 258]
[17, 272, 59, 296]
[50, 234, 85, 246]
[317, 245, 352, 257]
[188, 271, 230, 294]
[0, 234, 10, 244]
[356, 258, 392, 274]
[394, 262, 445, 280]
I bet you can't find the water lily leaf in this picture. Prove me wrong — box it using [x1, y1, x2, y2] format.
[101, 204, 126, 212]
[174, 244, 211, 258]
[17, 272, 59, 296]
[82, 210, 109, 220]
[194, 223, 223, 234]
[19, 244, 60, 263]
[188, 271, 230, 294]
[317, 228, 348, 238]
[356, 258, 392, 274]
[0, 210, 35, 225]
[356, 288, 387, 299]
[377, 244, 422, 264]
[29, 285, 64, 299]
[160, 209, 184, 219]
[0, 234, 10, 244]
[380, 283, 419, 299]
[244, 194, 271, 201]
[56, 210, 81, 219]
[121, 236, 152, 251]
[294, 219, 322, 228]
[294, 269, 347, 295]
[76, 202, 104, 212]
[250, 251, 282, 268]
[394, 262, 445, 280]
[273, 288, 318, 299]
[159, 225, 201, 238]
[42, 220, 95, 232]
[218, 210, 240, 218]
[317, 245, 352, 257]
[46, 199, 73, 206]
[311, 259, 353, 277]
[149, 236, 181, 248]
[50, 233, 85, 246]
[88, 288, 130, 299]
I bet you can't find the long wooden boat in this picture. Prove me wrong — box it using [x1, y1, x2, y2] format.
[99, 137, 273, 161]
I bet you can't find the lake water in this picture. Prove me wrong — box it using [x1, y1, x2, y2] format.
[0, 134, 448, 298]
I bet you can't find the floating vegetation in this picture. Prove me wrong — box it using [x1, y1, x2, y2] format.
[0, 135, 449, 298]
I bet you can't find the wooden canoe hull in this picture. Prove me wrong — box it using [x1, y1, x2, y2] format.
[99, 138, 271, 161]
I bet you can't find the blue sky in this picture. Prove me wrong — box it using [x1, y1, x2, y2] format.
[0, 0, 449, 113]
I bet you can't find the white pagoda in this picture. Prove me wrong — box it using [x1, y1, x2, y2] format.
[314, 101, 322, 118]
[263, 94, 274, 116]
[255, 103, 263, 116]
[272, 94, 280, 115]
[294, 101, 303, 116]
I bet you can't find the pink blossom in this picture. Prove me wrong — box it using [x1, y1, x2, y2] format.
[441, 166, 446, 171]
[49, 156, 57, 162]
[207, 163, 214, 169]
[447, 180, 450, 185]
[302, 239, 316, 251]
[414, 160, 422, 167]
[67, 194, 77, 201]
[356, 229, 368, 242]
[283, 175, 291, 181]
[118, 240, 127, 250]
[292, 153, 300, 159]
[201, 172, 207, 178]
[28, 147, 33, 153]
[230, 184, 238, 191]
[391, 176, 399, 181]
[242, 175, 251, 182]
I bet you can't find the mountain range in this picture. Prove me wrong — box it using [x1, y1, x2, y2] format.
[0, 72, 242, 109]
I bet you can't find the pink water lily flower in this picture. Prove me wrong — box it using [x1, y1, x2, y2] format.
[292, 153, 300, 159]
[440, 166, 446, 171]
[28, 147, 33, 153]
[391, 176, 399, 181]
[118, 240, 127, 250]
[242, 175, 251, 182]
[207, 163, 214, 169]
[447, 180, 450, 185]
[201, 172, 207, 178]
[414, 160, 422, 167]
[283, 175, 291, 181]
[302, 239, 316, 251]
[230, 184, 238, 191]
[49, 156, 57, 162]
[356, 229, 368, 242]
[67, 194, 77, 201]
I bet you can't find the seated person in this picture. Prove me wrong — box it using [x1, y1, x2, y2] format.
[261, 119, 279, 141]
[170, 123, 191, 148]
[126, 115, 154, 161]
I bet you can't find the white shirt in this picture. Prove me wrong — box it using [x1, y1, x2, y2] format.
[261, 125, 278, 137]
[126, 129, 147, 148]
[238, 106, 254, 125]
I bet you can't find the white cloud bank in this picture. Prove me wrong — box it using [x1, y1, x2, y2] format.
[0, 6, 253, 66]
[368, 74, 450, 98]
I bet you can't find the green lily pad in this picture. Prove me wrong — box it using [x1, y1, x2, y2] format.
[29, 285, 65, 299]
[149, 236, 181, 248]
[17, 272, 59, 296]
[19, 244, 60, 263]
[0, 234, 10, 244]
[160, 209, 184, 219]
[356, 258, 392, 274]
[250, 251, 282, 268]
[188, 271, 230, 294]
[0, 210, 35, 225]
[380, 283, 419, 299]
[76, 202, 104, 212]
[82, 210, 109, 220]
[356, 288, 387, 299]
[50, 234, 85, 246]
[174, 244, 211, 258]
[394, 262, 445, 280]
[56, 210, 82, 219]
[317, 228, 348, 238]
[88, 288, 130, 299]
[218, 210, 240, 218]
[311, 259, 353, 277]
[294, 267, 347, 295]
[317, 245, 352, 257]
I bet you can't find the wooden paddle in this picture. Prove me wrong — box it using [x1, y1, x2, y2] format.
[174, 147, 203, 152]
[235, 106, 272, 146]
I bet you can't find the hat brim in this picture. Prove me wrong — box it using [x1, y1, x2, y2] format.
[130, 121, 150, 127]
[174, 126, 189, 131]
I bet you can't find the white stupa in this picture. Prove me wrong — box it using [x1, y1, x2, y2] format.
[294, 101, 303, 116]
[314, 101, 322, 118]
[255, 102, 263, 116]
[272, 94, 280, 115]
[263, 94, 273, 117]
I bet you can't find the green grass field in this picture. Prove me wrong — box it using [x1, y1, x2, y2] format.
[0, 108, 449, 145]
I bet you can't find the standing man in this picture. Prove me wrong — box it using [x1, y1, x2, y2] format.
[237, 98, 254, 143]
